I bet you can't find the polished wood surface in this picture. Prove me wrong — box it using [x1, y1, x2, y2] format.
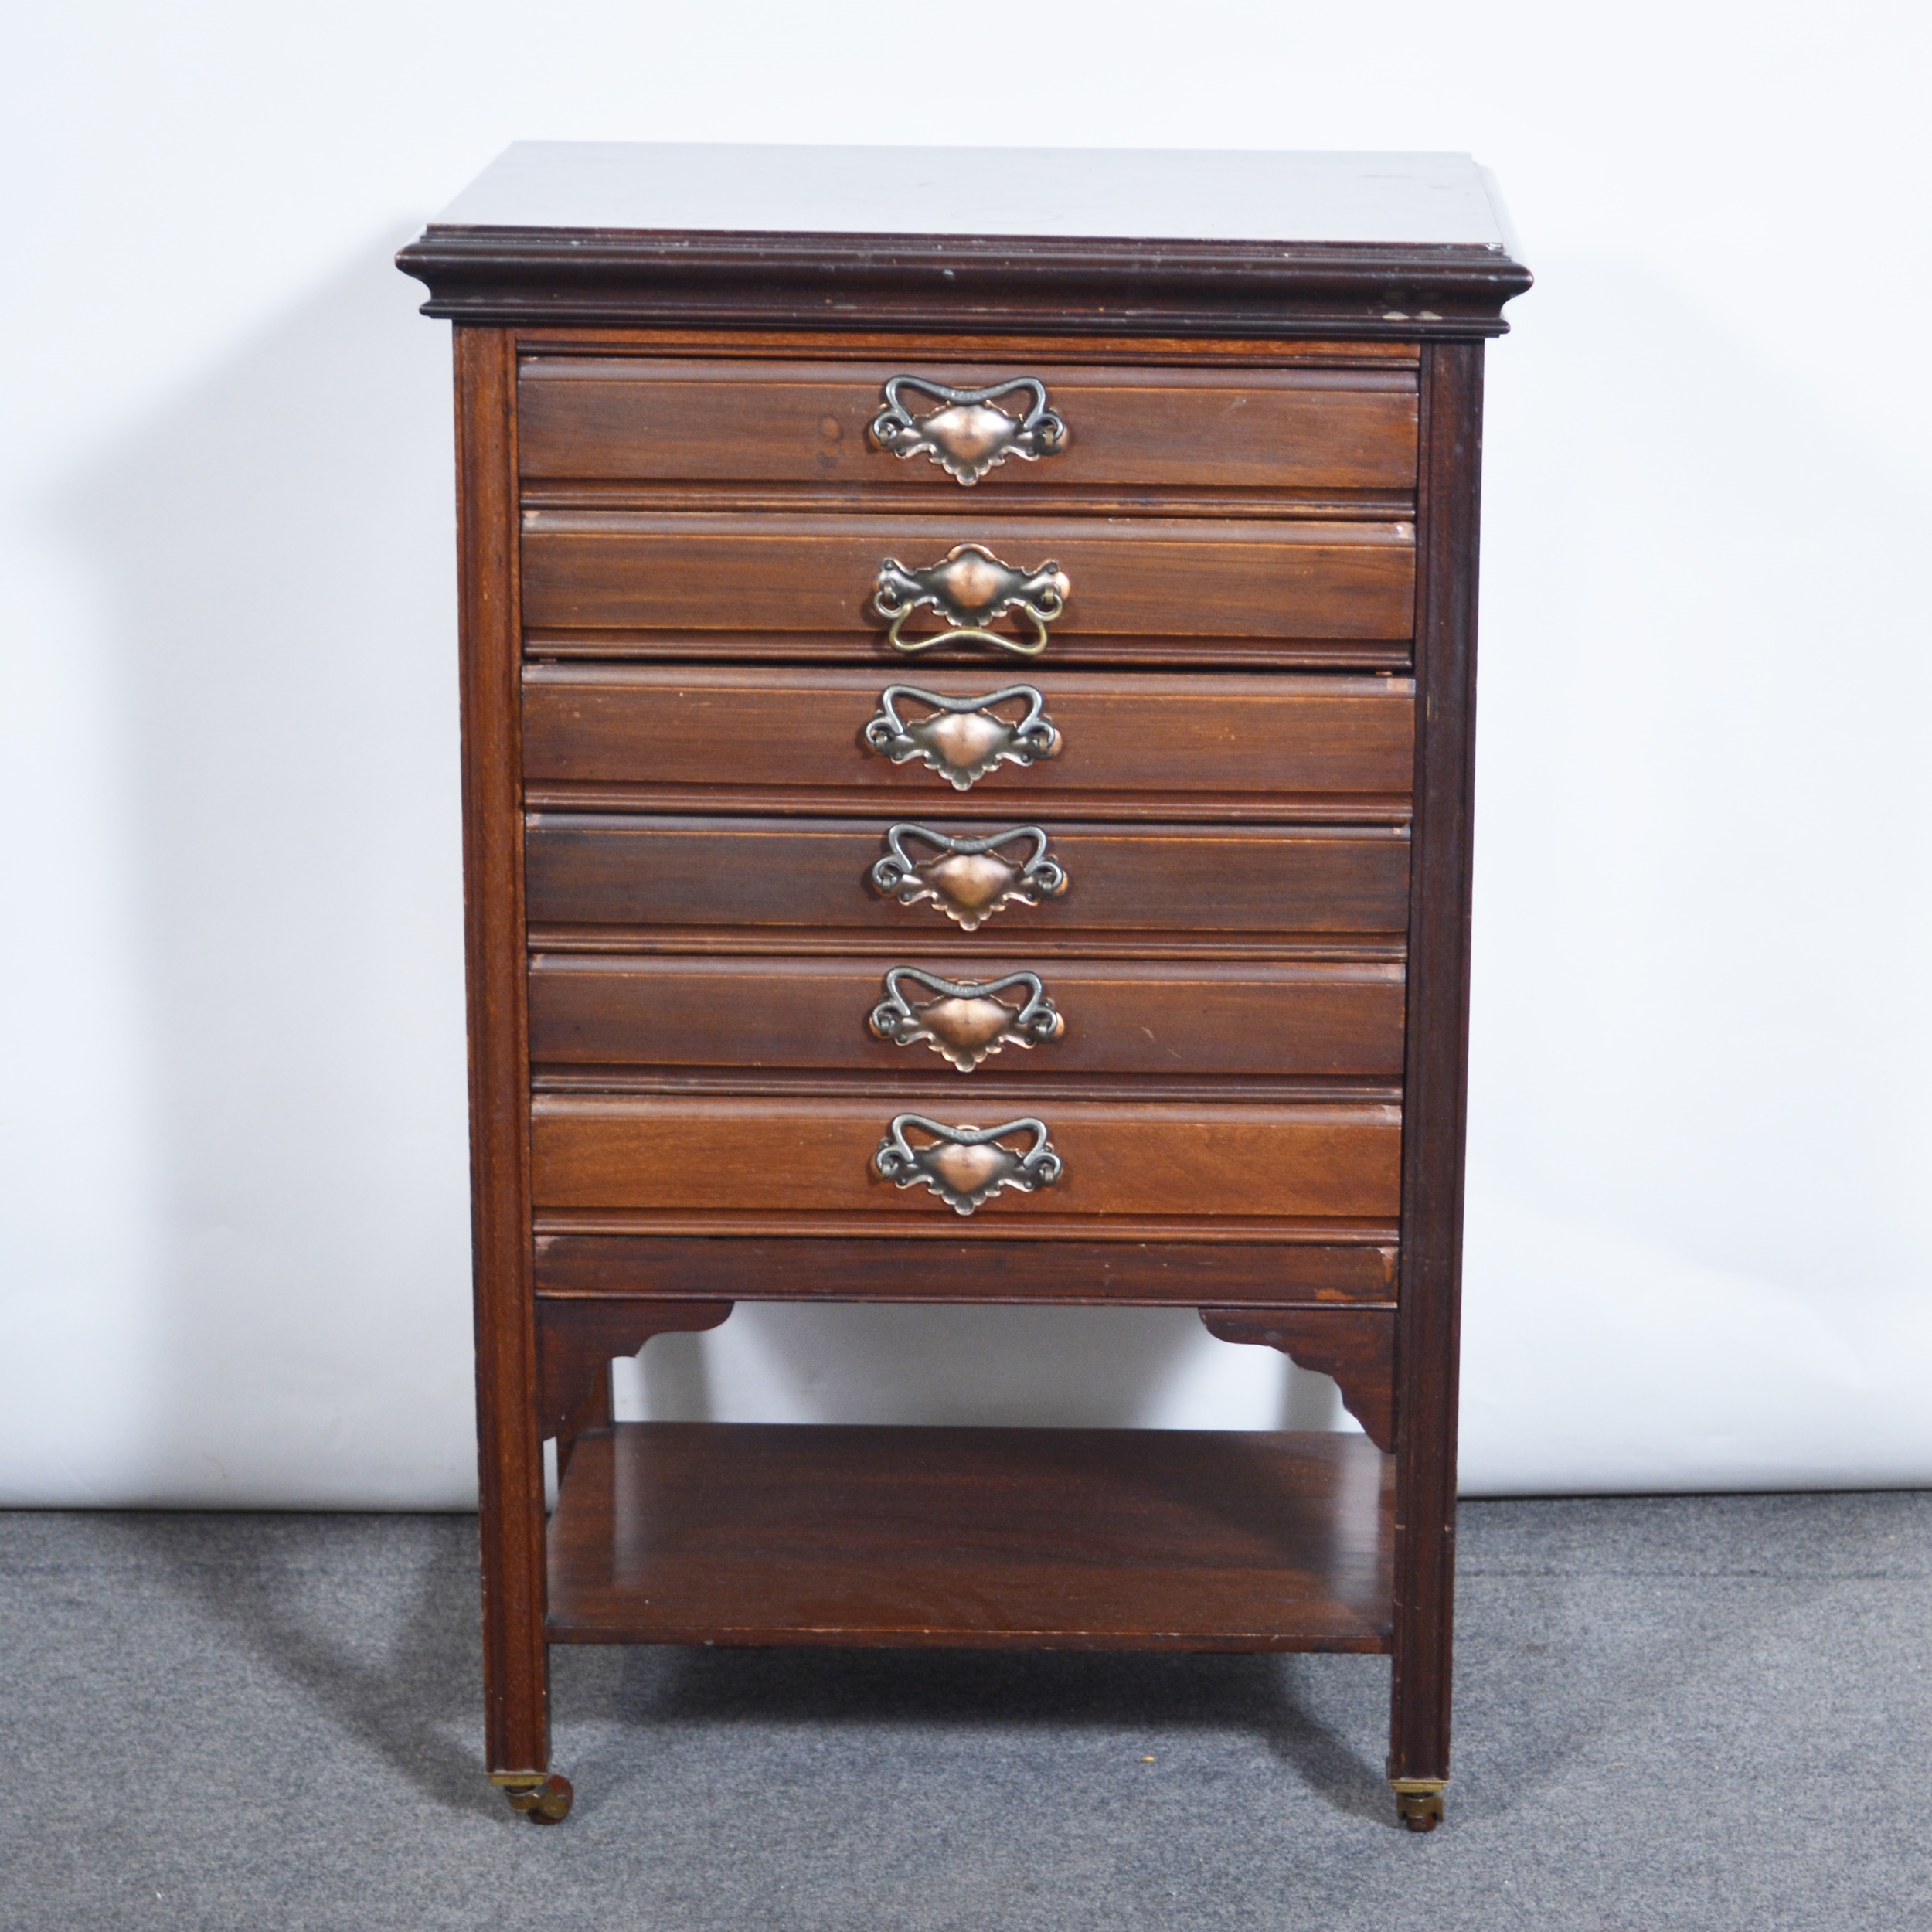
[519, 512, 1415, 645]
[530, 1094, 1401, 1224]
[397, 146, 1529, 340]
[522, 666, 1415, 816]
[547, 1423, 1395, 1650]
[524, 816, 1410, 938]
[408, 147, 1516, 1818]
[528, 954, 1406, 1081]
[451, 327, 549, 1779]
[1387, 342, 1484, 1794]
[533, 1236, 1398, 1304]
[519, 359, 1418, 492]
[1200, 1306, 1396, 1450]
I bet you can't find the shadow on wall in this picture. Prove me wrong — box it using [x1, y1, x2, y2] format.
[54, 236, 1318, 1502]
[1462, 253, 1932, 1489]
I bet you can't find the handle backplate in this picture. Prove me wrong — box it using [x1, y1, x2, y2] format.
[869, 376, 1067, 485]
[873, 1114, 1063, 1214]
[869, 823, 1068, 931]
[872, 545, 1070, 658]
[870, 968, 1064, 1071]
[862, 685, 1061, 790]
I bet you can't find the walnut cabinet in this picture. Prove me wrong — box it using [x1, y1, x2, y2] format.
[398, 141, 1530, 1832]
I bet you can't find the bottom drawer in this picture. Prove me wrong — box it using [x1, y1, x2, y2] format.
[530, 1094, 1400, 1234]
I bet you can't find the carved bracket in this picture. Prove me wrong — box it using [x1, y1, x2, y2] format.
[1199, 1306, 1396, 1451]
[535, 1297, 733, 1442]
[870, 967, 1064, 1071]
[869, 375, 1067, 485]
[870, 822, 1068, 930]
[862, 684, 1061, 790]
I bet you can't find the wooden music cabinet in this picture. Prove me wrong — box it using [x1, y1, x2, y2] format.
[397, 144, 1529, 1832]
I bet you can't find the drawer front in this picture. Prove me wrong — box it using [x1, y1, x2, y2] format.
[530, 1096, 1400, 1225]
[518, 359, 1418, 493]
[519, 513, 1414, 648]
[523, 816, 1410, 939]
[523, 666, 1414, 810]
[529, 956, 1406, 1079]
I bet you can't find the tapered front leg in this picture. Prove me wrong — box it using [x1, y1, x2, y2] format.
[1386, 339, 1487, 1831]
[452, 325, 556, 1806]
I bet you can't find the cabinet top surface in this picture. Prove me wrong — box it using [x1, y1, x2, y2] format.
[430, 142, 1513, 250]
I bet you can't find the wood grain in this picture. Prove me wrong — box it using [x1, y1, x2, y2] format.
[522, 666, 1415, 814]
[547, 1423, 1395, 1650]
[535, 1297, 732, 1470]
[533, 1234, 1397, 1304]
[451, 327, 549, 1779]
[522, 816, 1411, 939]
[519, 512, 1415, 644]
[528, 954, 1406, 1080]
[529, 1094, 1400, 1223]
[517, 359, 1417, 491]
[1200, 1307, 1396, 1450]
[1387, 339, 1485, 1793]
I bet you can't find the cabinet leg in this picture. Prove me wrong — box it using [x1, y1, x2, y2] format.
[1390, 1778, 1446, 1832]
[491, 1770, 575, 1825]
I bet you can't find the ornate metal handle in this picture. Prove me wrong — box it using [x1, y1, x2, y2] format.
[869, 376, 1067, 485]
[870, 823, 1068, 931]
[862, 685, 1061, 791]
[872, 544, 1070, 657]
[874, 1114, 1062, 1215]
[870, 968, 1064, 1071]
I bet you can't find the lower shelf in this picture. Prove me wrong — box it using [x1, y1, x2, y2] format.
[547, 1422, 1393, 1652]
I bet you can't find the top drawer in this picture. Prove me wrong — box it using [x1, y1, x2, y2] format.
[517, 359, 1418, 495]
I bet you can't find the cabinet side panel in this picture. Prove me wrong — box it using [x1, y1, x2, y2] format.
[1389, 340, 1483, 1788]
[454, 325, 548, 1775]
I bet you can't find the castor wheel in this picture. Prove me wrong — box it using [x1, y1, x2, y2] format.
[494, 1773, 574, 1825]
[1393, 1784, 1445, 1832]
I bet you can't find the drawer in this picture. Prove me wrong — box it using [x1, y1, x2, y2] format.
[519, 512, 1414, 655]
[523, 816, 1410, 940]
[530, 1095, 1401, 1226]
[522, 666, 1414, 814]
[518, 359, 1418, 494]
[529, 955, 1406, 1079]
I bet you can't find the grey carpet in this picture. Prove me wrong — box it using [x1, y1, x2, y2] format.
[1, 1490, 1926, 1931]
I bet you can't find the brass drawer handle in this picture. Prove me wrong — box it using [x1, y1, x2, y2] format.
[874, 1114, 1062, 1215]
[872, 544, 1070, 657]
[870, 823, 1068, 931]
[863, 685, 1061, 791]
[870, 968, 1064, 1071]
[869, 375, 1067, 485]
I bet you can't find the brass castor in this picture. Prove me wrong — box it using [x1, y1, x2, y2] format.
[493, 1772, 575, 1825]
[1393, 1783, 1445, 1832]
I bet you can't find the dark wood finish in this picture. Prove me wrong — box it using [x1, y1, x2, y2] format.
[534, 1235, 1398, 1304]
[408, 144, 1519, 1822]
[522, 667, 1415, 817]
[518, 359, 1418, 492]
[451, 327, 549, 1780]
[524, 817, 1411, 940]
[529, 954, 1405, 1081]
[548, 1423, 1395, 1650]
[400, 228, 1529, 341]
[530, 1094, 1400, 1228]
[520, 512, 1414, 646]
[535, 1295, 733, 1444]
[1199, 1307, 1396, 1451]
[1386, 342, 1484, 1794]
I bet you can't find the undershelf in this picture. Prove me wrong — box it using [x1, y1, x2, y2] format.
[547, 1422, 1393, 1652]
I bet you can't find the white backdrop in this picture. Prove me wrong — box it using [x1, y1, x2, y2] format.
[4, 1, 1927, 1506]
